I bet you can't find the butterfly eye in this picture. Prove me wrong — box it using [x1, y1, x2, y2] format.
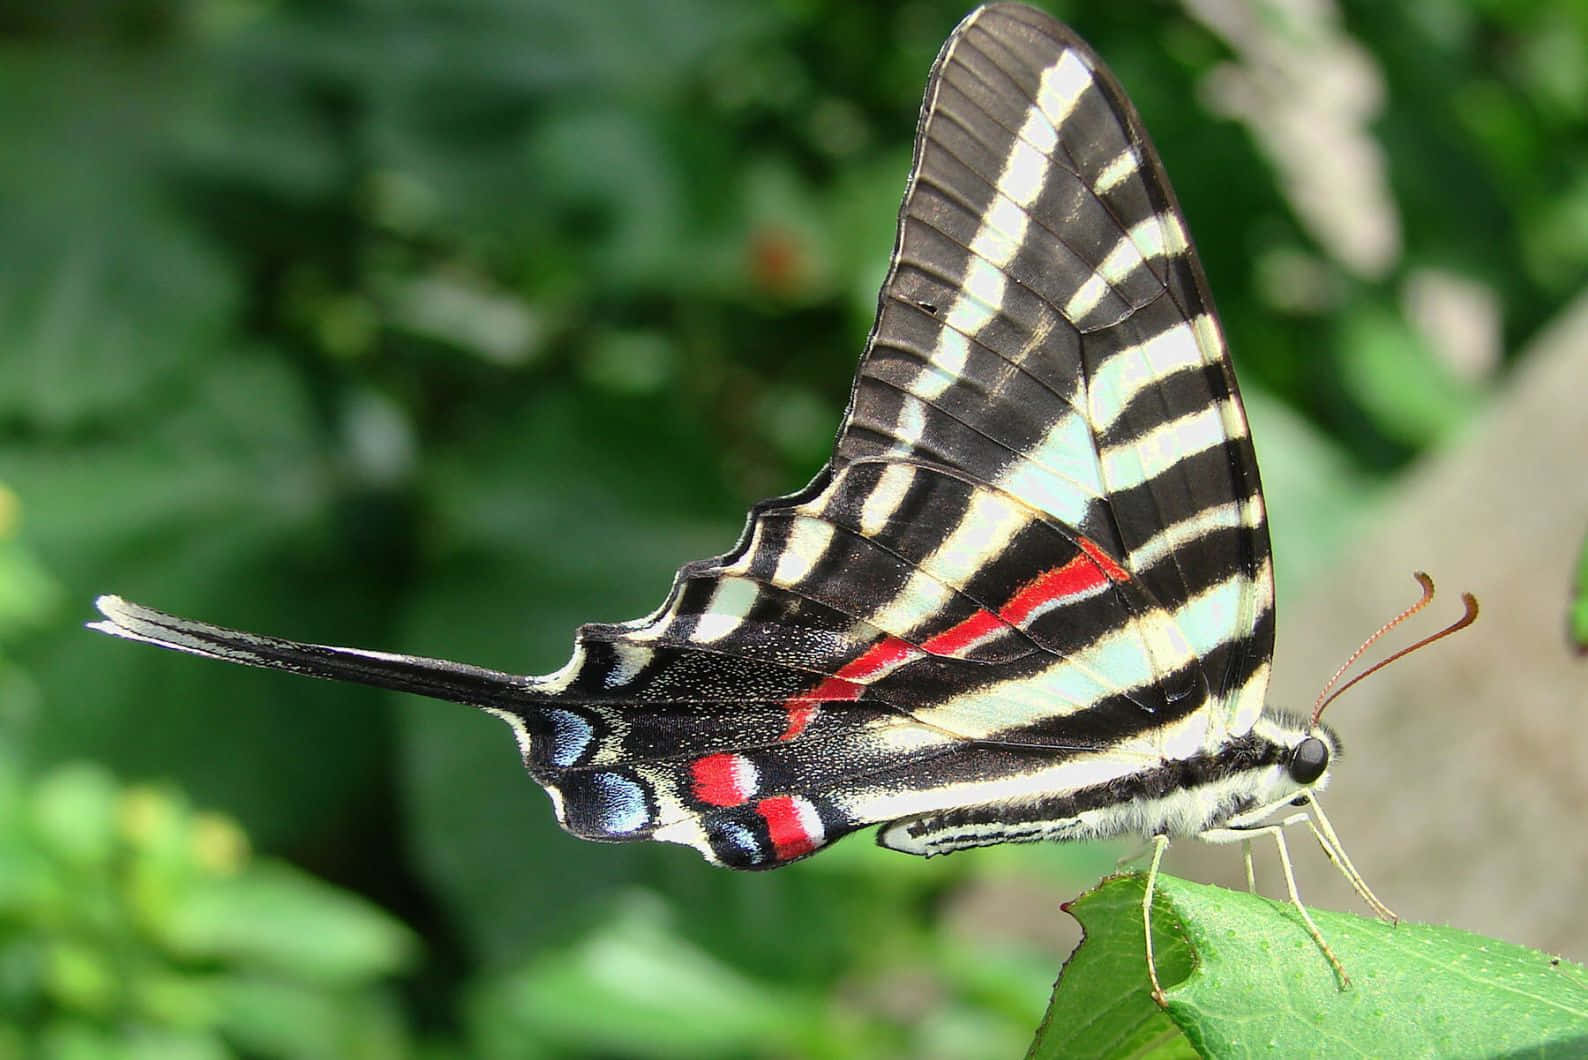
[1289, 736, 1329, 784]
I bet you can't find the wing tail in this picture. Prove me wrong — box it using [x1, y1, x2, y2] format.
[90, 595, 534, 710]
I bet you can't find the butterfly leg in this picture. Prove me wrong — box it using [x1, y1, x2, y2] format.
[1242, 837, 1256, 893]
[1297, 796, 1397, 922]
[1200, 820, 1350, 991]
[1142, 832, 1172, 1007]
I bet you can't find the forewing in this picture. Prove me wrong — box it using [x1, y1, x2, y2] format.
[836, 4, 1274, 733]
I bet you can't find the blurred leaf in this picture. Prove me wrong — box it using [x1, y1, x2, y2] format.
[207, 975, 411, 1060]
[530, 106, 691, 288]
[0, 54, 240, 432]
[33, 1022, 231, 1060]
[384, 269, 545, 367]
[467, 892, 832, 1059]
[580, 328, 676, 394]
[0, 484, 66, 641]
[0, 760, 421, 1054]
[829, 149, 914, 331]
[0, 538, 65, 643]
[1035, 874, 1588, 1059]
[162, 861, 418, 985]
[1522, 172, 1588, 291]
[0, 351, 407, 849]
[1337, 305, 1485, 448]
[29, 763, 119, 870]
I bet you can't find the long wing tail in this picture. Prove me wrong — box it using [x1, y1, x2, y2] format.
[89, 595, 534, 710]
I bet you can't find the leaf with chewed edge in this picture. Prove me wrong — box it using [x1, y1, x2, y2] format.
[1030, 873, 1588, 1059]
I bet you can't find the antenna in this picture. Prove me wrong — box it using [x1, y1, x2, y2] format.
[1310, 572, 1479, 726]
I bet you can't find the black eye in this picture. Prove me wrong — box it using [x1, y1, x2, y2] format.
[1289, 736, 1329, 784]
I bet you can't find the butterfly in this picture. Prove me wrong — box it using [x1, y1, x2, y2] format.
[91, 2, 1473, 1004]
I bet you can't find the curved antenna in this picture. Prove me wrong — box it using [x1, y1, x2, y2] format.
[1310, 572, 1480, 726]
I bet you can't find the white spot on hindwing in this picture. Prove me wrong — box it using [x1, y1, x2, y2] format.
[995, 409, 1101, 527]
[693, 577, 757, 643]
[927, 489, 1029, 585]
[773, 517, 835, 588]
[1099, 402, 1238, 492]
[604, 642, 653, 688]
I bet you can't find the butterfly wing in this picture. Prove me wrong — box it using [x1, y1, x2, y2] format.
[834, 4, 1272, 730]
[92, 4, 1273, 869]
[510, 3, 1275, 866]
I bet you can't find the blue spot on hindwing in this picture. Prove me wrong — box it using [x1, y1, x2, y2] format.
[591, 772, 650, 835]
[703, 810, 770, 869]
[544, 708, 594, 767]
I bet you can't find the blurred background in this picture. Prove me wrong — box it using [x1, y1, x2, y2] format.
[2, 0, 1585, 1056]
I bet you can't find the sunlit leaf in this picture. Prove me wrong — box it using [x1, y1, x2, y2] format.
[1035, 874, 1588, 1058]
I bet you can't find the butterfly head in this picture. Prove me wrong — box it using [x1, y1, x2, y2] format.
[1230, 712, 1342, 826]
[1286, 727, 1333, 789]
[1255, 575, 1478, 819]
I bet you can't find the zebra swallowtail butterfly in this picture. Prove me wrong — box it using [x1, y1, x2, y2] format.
[92, 2, 1466, 1001]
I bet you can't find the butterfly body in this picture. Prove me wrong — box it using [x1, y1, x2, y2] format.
[92, 4, 1337, 877]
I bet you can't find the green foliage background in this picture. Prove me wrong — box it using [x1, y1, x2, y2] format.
[1, 0, 1584, 1055]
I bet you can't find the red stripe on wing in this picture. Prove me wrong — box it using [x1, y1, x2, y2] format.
[1000, 547, 1115, 625]
[1076, 535, 1131, 582]
[775, 537, 1129, 738]
[921, 608, 1004, 655]
[921, 535, 1130, 653]
[780, 635, 920, 739]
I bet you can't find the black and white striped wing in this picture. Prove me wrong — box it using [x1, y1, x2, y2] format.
[92, 4, 1273, 870]
[833, 2, 1272, 727]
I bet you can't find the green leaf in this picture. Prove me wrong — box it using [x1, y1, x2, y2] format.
[466, 892, 833, 1059]
[1028, 875, 1196, 1060]
[1034, 874, 1588, 1059]
[206, 976, 410, 1060]
[161, 862, 418, 986]
[0, 54, 240, 433]
[1336, 305, 1485, 449]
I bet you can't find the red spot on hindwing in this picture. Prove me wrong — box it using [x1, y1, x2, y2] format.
[757, 795, 823, 861]
[692, 752, 756, 807]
